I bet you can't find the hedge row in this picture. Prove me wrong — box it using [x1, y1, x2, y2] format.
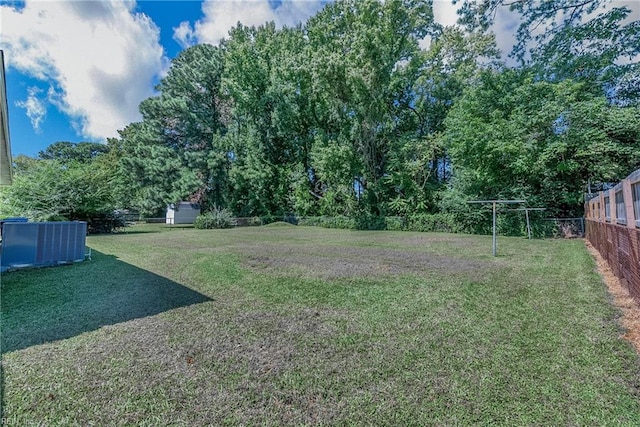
[193, 211, 577, 237]
[297, 213, 464, 233]
[294, 214, 573, 237]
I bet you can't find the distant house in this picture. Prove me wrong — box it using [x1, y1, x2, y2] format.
[1, 50, 13, 186]
[166, 202, 200, 224]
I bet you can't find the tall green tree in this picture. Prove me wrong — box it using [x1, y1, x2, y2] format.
[305, 0, 435, 215]
[1, 141, 122, 223]
[38, 141, 110, 163]
[118, 44, 228, 215]
[443, 69, 640, 216]
[221, 23, 313, 216]
[0, 157, 115, 222]
[383, 27, 501, 215]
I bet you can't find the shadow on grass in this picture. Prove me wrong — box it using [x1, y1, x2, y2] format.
[0, 249, 211, 354]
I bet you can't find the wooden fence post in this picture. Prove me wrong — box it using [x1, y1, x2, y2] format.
[623, 178, 636, 229]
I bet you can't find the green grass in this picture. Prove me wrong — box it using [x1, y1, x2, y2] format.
[2, 224, 640, 426]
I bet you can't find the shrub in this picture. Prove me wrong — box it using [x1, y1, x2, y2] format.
[46, 214, 69, 222]
[355, 214, 386, 230]
[194, 206, 236, 229]
[406, 213, 463, 233]
[86, 212, 127, 234]
[385, 216, 405, 231]
[331, 216, 356, 229]
[298, 216, 321, 227]
[297, 216, 356, 229]
[298, 214, 465, 233]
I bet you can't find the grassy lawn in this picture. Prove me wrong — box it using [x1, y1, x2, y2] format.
[2, 224, 640, 426]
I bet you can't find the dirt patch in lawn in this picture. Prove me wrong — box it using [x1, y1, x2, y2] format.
[372, 233, 485, 249]
[239, 243, 489, 280]
[586, 241, 640, 354]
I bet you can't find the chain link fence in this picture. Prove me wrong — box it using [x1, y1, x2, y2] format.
[543, 218, 585, 238]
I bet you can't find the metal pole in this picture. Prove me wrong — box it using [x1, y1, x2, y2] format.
[492, 202, 497, 257]
[525, 208, 531, 239]
[468, 199, 526, 257]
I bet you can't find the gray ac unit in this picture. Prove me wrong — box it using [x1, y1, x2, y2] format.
[1, 221, 87, 271]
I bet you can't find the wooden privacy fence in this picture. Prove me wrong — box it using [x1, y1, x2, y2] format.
[585, 168, 640, 302]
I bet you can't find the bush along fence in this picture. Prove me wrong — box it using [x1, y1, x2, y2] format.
[585, 168, 640, 302]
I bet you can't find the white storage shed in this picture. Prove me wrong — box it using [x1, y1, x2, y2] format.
[166, 202, 200, 225]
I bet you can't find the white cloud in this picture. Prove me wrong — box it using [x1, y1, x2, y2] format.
[174, 21, 198, 49]
[174, 0, 327, 47]
[1, 0, 167, 140]
[490, 6, 520, 62]
[15, 87, 46, 133]
[432, 0, 459, 28]
[418, 1, 463, 50]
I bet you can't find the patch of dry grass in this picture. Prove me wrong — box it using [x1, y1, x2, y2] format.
[586, 241, 640, 353]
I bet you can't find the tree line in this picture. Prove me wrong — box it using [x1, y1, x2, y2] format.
[2, 0, 639, 232]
